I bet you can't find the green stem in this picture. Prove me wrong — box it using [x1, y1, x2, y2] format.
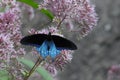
[57, 15, 66, 29]
[24, 56, 43, 80]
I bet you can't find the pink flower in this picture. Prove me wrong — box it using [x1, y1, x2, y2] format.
[0, 0, 25, 79]
[107, 65, 120, 80]
[42, 50, 73, 76]
[29, 26, 63, 37]
[54, 50, 73, 70]
[41, 0, 98, 36]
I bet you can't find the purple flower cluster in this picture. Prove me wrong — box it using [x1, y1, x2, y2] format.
[0, 0, 25, 79]
[41, 0, 98, 36]
[29, 27, 73, 75]
[43, 50, 73, 75]
[107, 65, 120, 80]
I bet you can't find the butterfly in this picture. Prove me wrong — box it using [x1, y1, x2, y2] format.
[21, 33, 77, 79]
[20, 33, 77, 59]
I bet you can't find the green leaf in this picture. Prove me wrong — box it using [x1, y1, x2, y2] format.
[40, 9, 54, 20]
[17, 0, 54, 20]
[17, 0, 38, 8]
[0, 70, 12, 80]
[17, 58, 53, 80]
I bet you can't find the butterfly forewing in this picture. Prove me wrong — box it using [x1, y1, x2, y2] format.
[20, 34, 77, 50]
[52, 35, 77, 50]
[20, 34, 48, 46]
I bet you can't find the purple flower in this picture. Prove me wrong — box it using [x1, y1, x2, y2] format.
[29, 26, 63, 37]
[107, 65, 120, 80]
[0, 0, 25, 79]
[40, 0, 98, 37]
[42, 50, 73, 75]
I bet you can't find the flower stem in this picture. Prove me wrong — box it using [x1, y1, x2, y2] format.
[57, 15, 66, 29]
[24, 56, 43, 80]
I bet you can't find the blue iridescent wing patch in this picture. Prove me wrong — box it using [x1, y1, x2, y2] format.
[36, 40, 60, 59]
[48, 40, 60, 58]
[36, 40, 48, 59]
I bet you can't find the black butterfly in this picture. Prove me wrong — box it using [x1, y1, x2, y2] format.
[20, 33, 77, 59]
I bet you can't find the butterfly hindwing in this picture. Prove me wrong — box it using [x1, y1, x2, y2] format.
[36, 40, 61, 59]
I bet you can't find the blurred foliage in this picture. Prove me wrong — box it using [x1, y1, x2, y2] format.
[17, 0, 54, 20]
[18, 58, 53, 80]
[0, 70, 12, 80]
